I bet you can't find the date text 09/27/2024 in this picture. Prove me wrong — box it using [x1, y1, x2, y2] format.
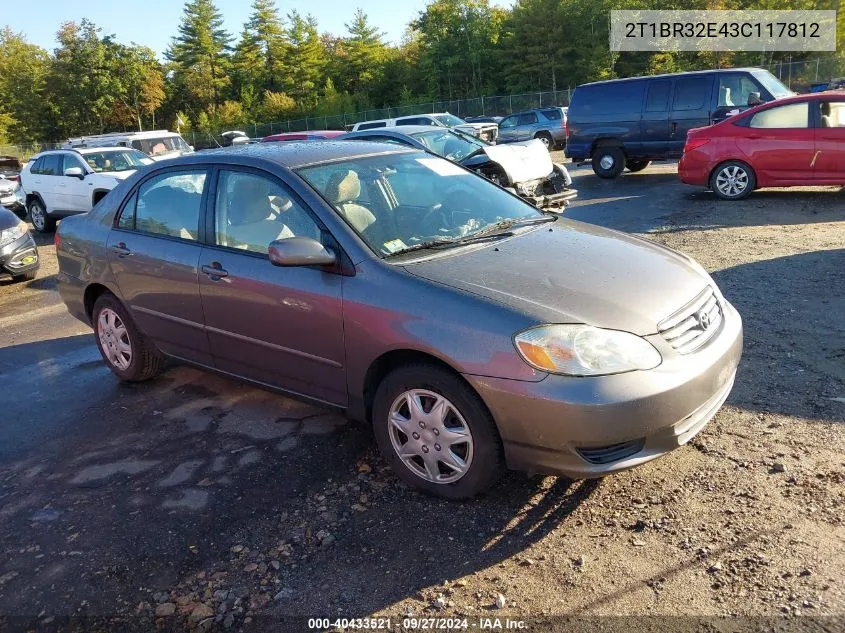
[308, 617, 528, 630]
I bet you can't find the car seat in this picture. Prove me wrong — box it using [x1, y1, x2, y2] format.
[324, 170, 376, 233]
[224, 177, 293, 250]
[821, 102, 833, 128]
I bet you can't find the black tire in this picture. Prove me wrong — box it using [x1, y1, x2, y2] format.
[709, 160, 756, 201]
[625, 159, 650, 172]
[11, 270, 37, 283]
[28, 198, 56, 233]
[92, 293, 164, 382]
[372, 364, 504, 499]
[534, 132, 554, 151]
[591, 146, 625, 178]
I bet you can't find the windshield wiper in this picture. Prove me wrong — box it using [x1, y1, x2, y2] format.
[466, 214, 556, 239]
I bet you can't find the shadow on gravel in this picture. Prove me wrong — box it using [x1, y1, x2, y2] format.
[714, 248, 845, 422]
[274, 475, 600, 617]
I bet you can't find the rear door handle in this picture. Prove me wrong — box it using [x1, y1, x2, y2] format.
[201, 263, 229, 279]
[111, 242, 131, 258]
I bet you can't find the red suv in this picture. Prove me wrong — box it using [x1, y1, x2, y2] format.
[679, 92, 845, 200]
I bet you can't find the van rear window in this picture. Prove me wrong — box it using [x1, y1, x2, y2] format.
[571, 81, 646, 116]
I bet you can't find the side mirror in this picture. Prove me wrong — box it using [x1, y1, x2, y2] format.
[64, 166, 85, 179]
[268, 237, 336, 267]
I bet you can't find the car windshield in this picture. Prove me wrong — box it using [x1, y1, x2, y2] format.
[410, 129, 487, 161]
[751, 70, 794, 99]
[130, 136, 191, 157]
[297, 152, 543, 257]
[434, 114, 466, 127]
[83, 150, 150, 172]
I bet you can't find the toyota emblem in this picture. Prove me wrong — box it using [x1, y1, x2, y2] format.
[696, 310, 712, 330]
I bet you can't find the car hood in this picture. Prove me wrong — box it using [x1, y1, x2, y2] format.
[99, 170, 136, 180]
[478, 139, 553, 184]
[402, 220, 711, 336]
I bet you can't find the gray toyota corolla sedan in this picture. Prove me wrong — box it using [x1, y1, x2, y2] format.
[56, 142, 742, 499]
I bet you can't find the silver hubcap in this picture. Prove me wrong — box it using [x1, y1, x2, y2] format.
[388, 389, 474, 484]
[30, 204, 44, 230]
[538, 136, 550, 147]
[599, 155, 615, 170]
[97, 308, 132, 371]
[716, 165, 748, 197]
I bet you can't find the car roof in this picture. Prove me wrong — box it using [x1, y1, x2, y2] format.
[166, 140, 416, 169]
[77, 146, 136, 154]
[579, 67, 769, 88]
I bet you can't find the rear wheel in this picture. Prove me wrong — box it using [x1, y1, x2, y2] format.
[372, 364, 503, 499]
[92, 293, 164, 382]
[28, 199, 55, 233]
[626, 159, 650, 172]
[534, 132, 553, 151]
[591, 146, 625, 178]
[710, 160, 755, 200]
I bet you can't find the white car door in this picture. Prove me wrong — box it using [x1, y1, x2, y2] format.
[61, 153, 94, 211]
[35, 154, 65, 212]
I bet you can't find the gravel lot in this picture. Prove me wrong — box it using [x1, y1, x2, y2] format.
[0, 158, 842, 632]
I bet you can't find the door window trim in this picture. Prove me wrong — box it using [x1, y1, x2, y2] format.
[112, 166, 211, 245]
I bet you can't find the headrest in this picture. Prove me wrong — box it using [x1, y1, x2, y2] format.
[325, 170, 361, 204]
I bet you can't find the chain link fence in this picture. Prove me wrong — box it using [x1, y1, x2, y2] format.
[762, 56, 845, 90]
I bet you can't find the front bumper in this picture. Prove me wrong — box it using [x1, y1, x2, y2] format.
[1, 189, 26, 216]
[0, 232, 39, 278]
[464, 299, 743, 478]
[522, 187, 578, 210]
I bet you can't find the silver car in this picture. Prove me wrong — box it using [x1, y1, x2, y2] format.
[498, 107, 568, 150]
[55, 142, 742, 499]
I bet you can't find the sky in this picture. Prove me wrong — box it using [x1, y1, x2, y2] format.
[2, 0, 435, 55]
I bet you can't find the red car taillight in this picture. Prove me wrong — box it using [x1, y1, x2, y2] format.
[564, 120, 570, 139]
[683, 138, 710, 153]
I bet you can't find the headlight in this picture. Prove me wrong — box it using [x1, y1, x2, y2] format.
[0, 221, 26, 249]
[514, 324, 662, 376]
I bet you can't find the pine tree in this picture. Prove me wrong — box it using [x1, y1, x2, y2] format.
[343, 9, 387, 99]
[284, 11, 326, 110]
[245, 0, 287, 91]
[166, 0, 231, 108]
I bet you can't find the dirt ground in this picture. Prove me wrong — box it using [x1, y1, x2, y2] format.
[0, 158, 842, 632]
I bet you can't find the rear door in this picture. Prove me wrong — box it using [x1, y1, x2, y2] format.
[107, 168, 212, 364]
[669, 75, 714, 156]
[738, 101, 814, 184]
[640, 80, 672, 158]
[198, 167, 347, 405]
[812, 97, 845, 182]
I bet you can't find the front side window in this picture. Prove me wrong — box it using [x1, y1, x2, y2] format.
[819, 101, 845, 128]
[498, 116, 517, 129]
[718, 75, 762, 108]
[749, 102, 809, 129]
[298, 152, 542, 257]
[125, 170, 207, 240]
[39, 154, 62, 176]
[214, 170, 320, 254]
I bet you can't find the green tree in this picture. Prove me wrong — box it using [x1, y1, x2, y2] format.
[245, 0, 287, 91]
[342, 9, 388, 101]
[166, 0, 231, 109]
[284, 11, 326, 110]
[0, 28, 49, 143]
[111, 45, 165, 131]
[260, 90, 297, 120]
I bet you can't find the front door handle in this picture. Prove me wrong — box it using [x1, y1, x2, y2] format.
[201, 262, 229, 280]
[111, 242, 131, 258]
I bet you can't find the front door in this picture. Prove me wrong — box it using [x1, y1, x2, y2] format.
[199, 168, 347, 405]
[497, 115, 519, 143]
[668, 75, 714, 156]
[62, 153, 94, 211]
[813, 98, 845, 182]
[738, 101, 815, 184]
[640, 80, 672, 158]
[107, 168, 212, 364]
[516, 112, 539, 141]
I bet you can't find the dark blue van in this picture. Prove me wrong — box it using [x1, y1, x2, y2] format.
[565, 68, 793, 178]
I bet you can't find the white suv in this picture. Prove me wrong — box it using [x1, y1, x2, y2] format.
[20, 147, 151, 232]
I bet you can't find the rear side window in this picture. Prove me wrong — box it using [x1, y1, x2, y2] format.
[645, 81, 671, 112]
[357, 121, 387, 130]
[673, 78, 710, 111]
[540, 109, 562, 120]
[517, 112, 538, 125]
[749, 102, 809, 129]
[572, 81, 646, 116]
[123, 170, 207, 240]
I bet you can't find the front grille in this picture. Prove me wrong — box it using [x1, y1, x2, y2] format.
[576, 439, 645, 465]
[658, 286, 723, 354]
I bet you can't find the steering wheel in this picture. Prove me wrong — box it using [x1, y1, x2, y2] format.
[421, 203, 451, 234]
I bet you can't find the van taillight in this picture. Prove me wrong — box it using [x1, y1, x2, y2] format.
[54, 233, 61, 250]
[683, 138, 710, 153]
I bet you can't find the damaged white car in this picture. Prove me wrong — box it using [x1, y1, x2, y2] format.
[341, 125, 576, 210]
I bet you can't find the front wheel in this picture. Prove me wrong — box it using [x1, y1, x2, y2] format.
[93, 293, 164, 382]
[372, 364, 503, 499]
[591, 146, 625, 178]
[710, 161, 755, 200]
[626, 159, 650, 172]
[28, 199, 56, 233]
